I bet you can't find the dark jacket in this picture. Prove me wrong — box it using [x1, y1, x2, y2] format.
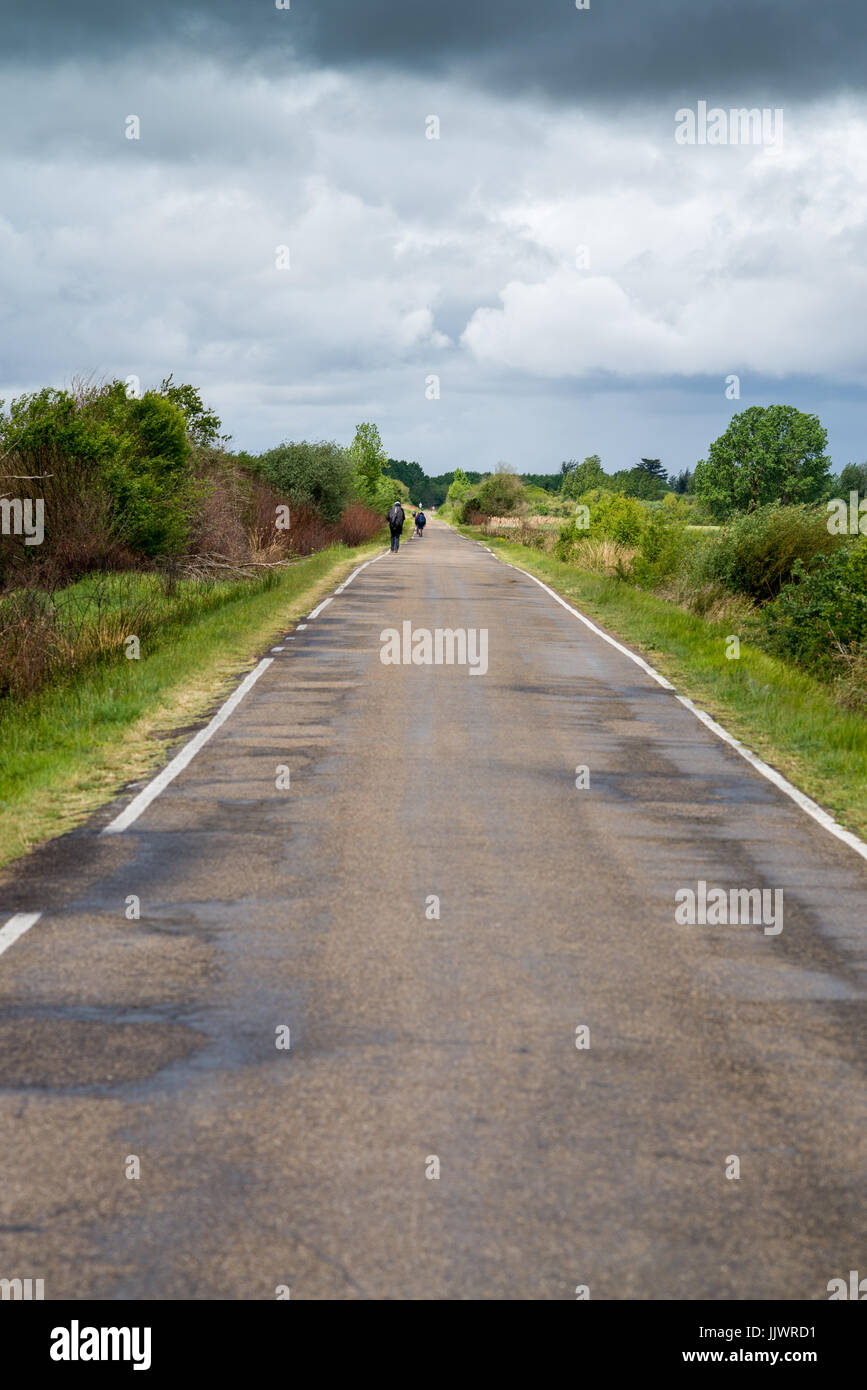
[388, 503, 405, 533]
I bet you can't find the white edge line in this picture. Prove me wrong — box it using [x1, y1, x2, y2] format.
[102, 658, 274, 834]
[493, 548, 867, 865]
[306, 596, 334, 620]
[0, 912, 42, 958]
[102, 548, 389, 835]
[502, 560, 674, 690]
[333, 549, 389, 594]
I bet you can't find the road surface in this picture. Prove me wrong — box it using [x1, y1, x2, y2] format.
[1, 519, 865, 1299]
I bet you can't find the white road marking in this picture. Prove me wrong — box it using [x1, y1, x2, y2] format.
[306, 596, 334, 620]
[504, 562, 673, 690]
[102, 658, 275, 834]
[99, 549, 389, 834]
[493, 548, 867, 864]
[0, 913, 42, 958]
[674, 694, 867, 862]
[334, 550, 389, 594]
[271, 646, 285, 652]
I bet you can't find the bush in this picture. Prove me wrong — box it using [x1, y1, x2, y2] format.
[475, 471, 527, 517]
[555, 491, 647, 559]
[629, 508, 691, 588]
[253, 440, 354, 523]
[460, 494, 483, 523]
[754, 539, 867, 677]
[690, 503, 840, 601]
[834, 640, 867, 713]
[0, 382, 197, 576]
[100, 388, 196, 555]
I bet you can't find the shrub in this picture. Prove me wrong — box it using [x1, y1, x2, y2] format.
[460, 494, 483, 523]
[253, 440, 354, 523]
[476, 471, 527, 517]
[0, 381, 197, 572]
[629, 508, 691, 588]
[834, 641, 867, 713]
[754, 540, 867, 677]
[690, 503, 840, 601]
[556, 491, 647, 559]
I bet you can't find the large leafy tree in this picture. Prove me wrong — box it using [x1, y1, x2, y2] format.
[349, 421, 388, 503]
[694, 405, 831, 521]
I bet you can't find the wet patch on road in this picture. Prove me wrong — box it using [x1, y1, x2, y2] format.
[0, 1017, 206, 1090]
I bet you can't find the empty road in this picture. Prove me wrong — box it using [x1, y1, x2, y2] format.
[1, 519, 865, 1300]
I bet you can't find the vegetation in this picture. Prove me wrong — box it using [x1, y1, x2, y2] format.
[694, 405, 832, 520]
[0, 543, 380, 867]
[5, 376, 866, 857]
[0, 378, 387, 703]
[460, 404, 867, 729]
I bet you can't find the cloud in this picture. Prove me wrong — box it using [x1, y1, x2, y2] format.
[4, 2, 867, 104]
[2, 31, 867, 474]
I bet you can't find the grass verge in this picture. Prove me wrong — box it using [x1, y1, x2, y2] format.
[459, 526, 867, 842]
[0, 541, 383, 869]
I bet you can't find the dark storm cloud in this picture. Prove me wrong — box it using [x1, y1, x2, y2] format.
[5, 1, 867, 102]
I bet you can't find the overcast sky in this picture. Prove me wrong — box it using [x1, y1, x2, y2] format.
[2, 1, 866, 476]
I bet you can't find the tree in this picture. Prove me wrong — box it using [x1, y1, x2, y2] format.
[386, 458, 427, 499]
[563, 454, 605, 498]
[636, 457, 666, 480]
[158, 375, 226, 447]
[476, 471, 527, 516]
[839, 462, 867, 503]
[349, 422, 387, 503]
[670, 468, 694, 495]
[256, 439, 353, 522]
[608, 462, 666, 500]
[521, 473, 562, 492]
[694, 405, 832, 521]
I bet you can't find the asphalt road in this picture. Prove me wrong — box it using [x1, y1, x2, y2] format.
[1, 519, 865, 1300]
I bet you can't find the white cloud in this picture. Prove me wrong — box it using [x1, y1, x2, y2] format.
[1, 58, 866, 471]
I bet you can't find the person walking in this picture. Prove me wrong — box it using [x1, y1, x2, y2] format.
[415, 509, 427, 539]
[387, 499, 405, 552]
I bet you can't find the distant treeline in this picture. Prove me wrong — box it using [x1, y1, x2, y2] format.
[385, 459, 561, 508]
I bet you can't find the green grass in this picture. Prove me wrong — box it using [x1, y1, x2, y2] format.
[458, 527, 867, 841]
[0, 542, 383, 868]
